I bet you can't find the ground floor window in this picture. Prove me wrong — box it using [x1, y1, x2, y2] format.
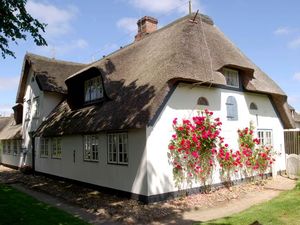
[1, 140, 22, 156]
[84, 135, 99, 161]
[51, 137, 62, 159]
[257, 130, 273, 147]
[107, 133, 128, 165]
[40, 138, 49, 158]
[2, 140, 7, 154]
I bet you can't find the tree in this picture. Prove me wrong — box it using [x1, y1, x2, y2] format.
[0, 0, 47, 58]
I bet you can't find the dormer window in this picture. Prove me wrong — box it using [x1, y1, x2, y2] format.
[224, 68, 239, 88]
[84, 76, 103, 102]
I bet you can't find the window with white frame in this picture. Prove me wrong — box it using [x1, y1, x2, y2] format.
[257, 130, 273, 147]
[84, 76, 103, 102]
[7, 140, 11, 154]
[25, 99, 31, 120]
[84, 135, 99, 161]
[17, 140, 22, 155]
[13, 140, 18, 155]
[2, 140, 7, 154]
[51, 138, 62, 159]
[33, 97, 40, 117]
[108, 133, 128, 164]
[224, 68, 239, 88]
[40, 138, 49, 158]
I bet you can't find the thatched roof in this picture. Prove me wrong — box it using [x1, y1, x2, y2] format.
[0, 117, 11, 133]
[35, 13, 294, 136]
[16, 53, 87, 103]
[0, 117, 22, 140]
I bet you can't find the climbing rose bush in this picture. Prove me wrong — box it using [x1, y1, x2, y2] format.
[217, 137, 241, 182]
[238, 123, 275, 177]
[168, 109, 222, 187]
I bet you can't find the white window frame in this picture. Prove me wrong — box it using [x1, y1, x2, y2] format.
[84, 135, 99, 162]
[17, 140, 22, 155]
[51, 138, 62, 159]
[13, 140, 18, 156]
[224, 68, 239, 88]
[84, 76, 103, 102]
[40, 138, 49, 158]
[2, 140, 7, 154]
[7, 140, 11, 155]
[107, 133, 128, 165]
[257, 129, 273, 147]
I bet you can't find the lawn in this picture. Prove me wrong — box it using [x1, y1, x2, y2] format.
[197, 182, 300, 225]
[0, 184, 90, 225]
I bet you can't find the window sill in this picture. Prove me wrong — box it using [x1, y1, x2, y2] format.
[51, 157, 62, 160]
[107, 162, 128, 166]
[83, 159, 99, 163]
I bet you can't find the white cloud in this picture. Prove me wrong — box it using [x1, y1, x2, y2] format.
[129, 0, 202, 14]
[274, 27, 295, 35]
[26, 0, 78, 37]
[35, 39, 89, 57]
[0, 76, 19, 91]
[288, 37, 300, 49]
[293, 72, 300, 81]
[0, 104, 13, 116]
[117, 17, 138, 34]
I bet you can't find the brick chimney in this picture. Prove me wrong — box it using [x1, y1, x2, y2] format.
[135, 16, 158, 41]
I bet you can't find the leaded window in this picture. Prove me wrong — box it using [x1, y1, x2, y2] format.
[51, 138, 62, 159]
[108, 133, 128, 165]
[40, 138, 49, 158]
[84, 135, 99, 161]
[224, 68, 239, 88]
[84, 77, 103, 102]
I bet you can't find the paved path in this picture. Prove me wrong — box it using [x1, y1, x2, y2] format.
[10, 176, 297, 225]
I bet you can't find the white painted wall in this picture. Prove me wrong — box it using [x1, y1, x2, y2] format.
[35, 129, 148, 195]
[146, 83, 286, 196]
[1, 69, 64, 168]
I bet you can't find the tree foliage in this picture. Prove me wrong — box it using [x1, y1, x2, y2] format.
[0, 0, 47, 58]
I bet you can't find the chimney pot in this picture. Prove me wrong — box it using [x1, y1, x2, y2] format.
[135, 16, 158, 41]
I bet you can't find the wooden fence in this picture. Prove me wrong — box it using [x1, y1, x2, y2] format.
[284, 130, 300, 155]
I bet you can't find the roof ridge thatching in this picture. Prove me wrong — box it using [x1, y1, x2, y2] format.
[25, 52, 87, 66]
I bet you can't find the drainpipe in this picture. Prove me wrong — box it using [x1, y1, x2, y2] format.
[29, 131, 35, 175]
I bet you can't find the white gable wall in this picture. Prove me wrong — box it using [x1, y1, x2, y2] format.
[146, 83, 285, 196]
[1, 69, 64, 168]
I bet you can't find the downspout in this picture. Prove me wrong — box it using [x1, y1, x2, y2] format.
[29, 131, 35, 175]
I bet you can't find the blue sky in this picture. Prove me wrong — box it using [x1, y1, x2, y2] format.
[1, 0, 300, 115]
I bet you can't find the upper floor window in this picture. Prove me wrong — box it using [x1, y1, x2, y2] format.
[226, 96, 238, 121]
[25, 99, 31, 120]
[224, 68, 239, 88]
[250, 102, 258, 110]
[197, 97, 209, 106]
[33, 97, 40, 117]
[84, 135, 99, 162]
[108, 133, 128, 165]
[84, 77, 103, 102]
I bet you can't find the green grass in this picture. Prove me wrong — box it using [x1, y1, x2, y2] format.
[0, 184, 90, 225]
[197, 182, 300, 225]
